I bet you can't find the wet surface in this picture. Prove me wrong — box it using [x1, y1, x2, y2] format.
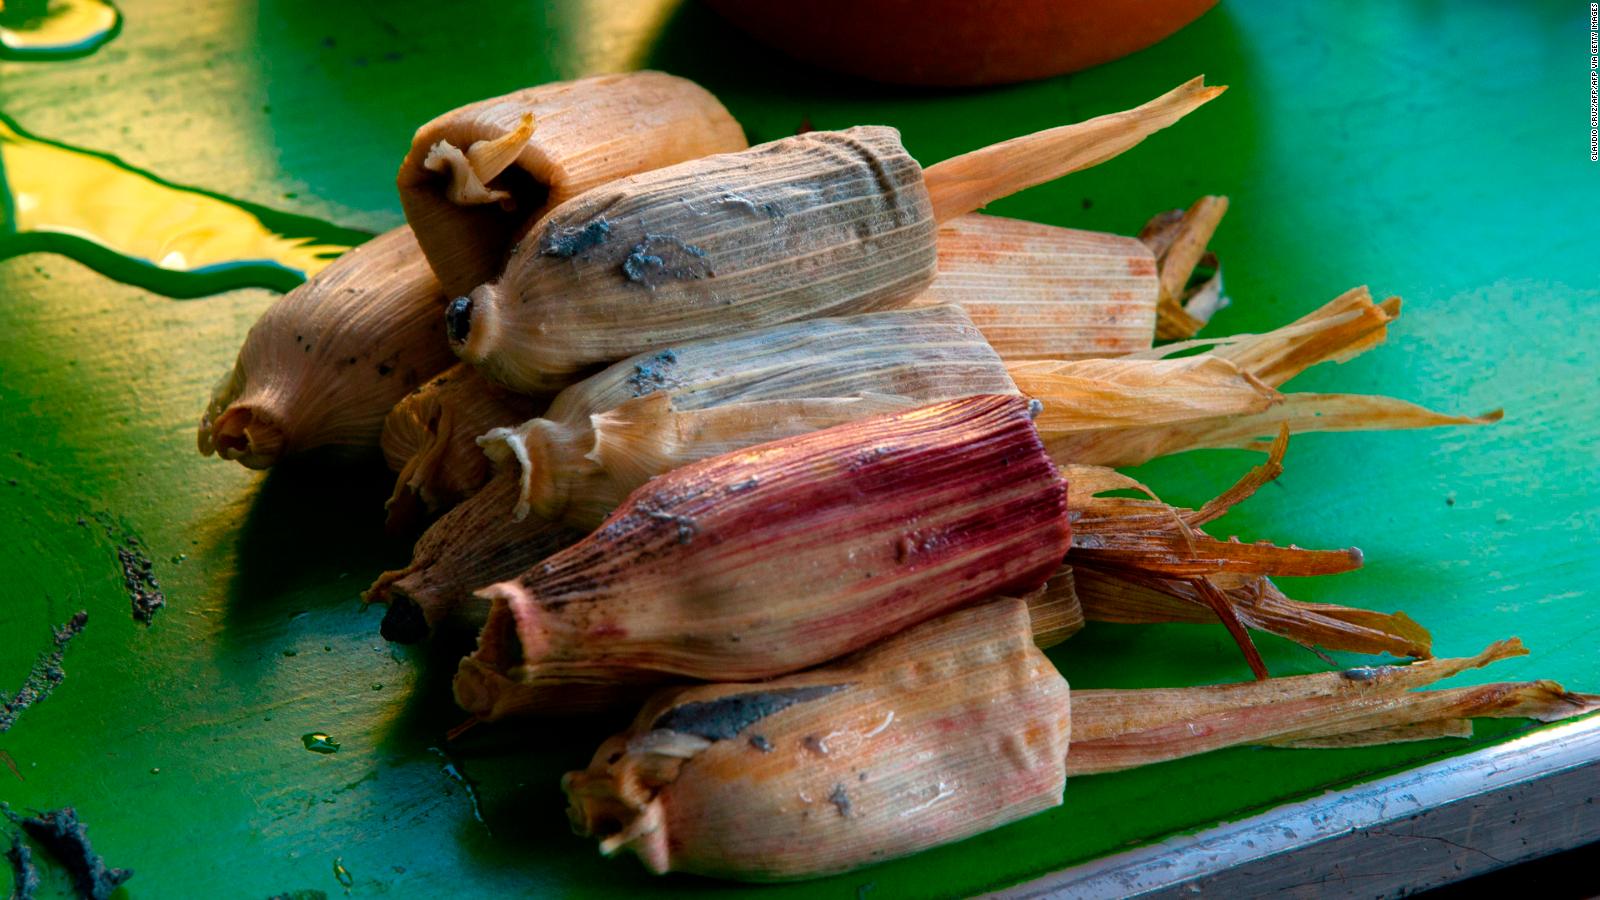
[0, 113, 368, 297]
[0, 0, 119, 60]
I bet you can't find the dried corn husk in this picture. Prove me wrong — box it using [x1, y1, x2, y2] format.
[1024, 571, 1086, 649]
[453, 394, 1070, 722]
[1066, 432, 1364, 584]
[197, 226, 455, 468]
[1071, 566, 1433, 659]
[380, 363, 546, 529]
[920, 79, 1224, 223]
[1058, 432, 1434, 677]
[451, 79, 1222, 393]
[565, 596, 1596, 880]
[398, 72, 748, 297]
[1015, 286, 1499, 468]
[476, 304, 1016, 526]
[365, 469, 585, 643]
[914, 198, 1229, 358]
[563, 597, 1071, 881]
[1139, 195, 1230, 338]
[1067, 638, 1599, 774]
[912, 214, 1159, 359]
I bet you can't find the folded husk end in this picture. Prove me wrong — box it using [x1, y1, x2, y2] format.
[205, 401, 287, 470]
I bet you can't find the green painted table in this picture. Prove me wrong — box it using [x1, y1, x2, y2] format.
[2, 2, 1596, 897]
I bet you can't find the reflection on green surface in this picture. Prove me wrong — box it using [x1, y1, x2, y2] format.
[301, 732, 341, 754]
[0, 0, 120, 60]
[0, 112, 369, 297]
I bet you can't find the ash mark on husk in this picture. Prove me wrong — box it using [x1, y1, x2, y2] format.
[1, 611, 88, 732]
[652, 684, 849, 741]
[623, 234, 710, 286]
[715, 192, 785, 220]
[2, 805, 132, 900]
[625, 349, 678, 397]
[828, 783, 853, 818]
[639, 505, 697, 545]
[541, 217, 612, 258]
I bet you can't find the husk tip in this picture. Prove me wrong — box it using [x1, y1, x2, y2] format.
[209, 403, 286, 469]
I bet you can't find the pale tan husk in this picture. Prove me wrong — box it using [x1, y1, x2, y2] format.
[1016, 286, 1499, 469]
[398, 71, 749, 297]
[1067, 638, 1599, 774]
[476, 305, 1017, 527]
[565, 597, 1596, 880]
[455, 79, 1223, 393]
[913, 214, 1160, 359]
[197, 226, 455, 468]
[380, 363, 547, 528]
[1139, 195, 1231, 338]
[563, 597, 1072, 880]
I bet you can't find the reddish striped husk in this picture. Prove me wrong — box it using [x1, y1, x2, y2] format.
[454, 394, 1070, 720]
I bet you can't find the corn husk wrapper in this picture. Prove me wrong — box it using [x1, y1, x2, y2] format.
[365, 469, 586, 643]
[453, 395, 1070, 722]
[1058, 431, 1437, 678]
[1015, 286, 1499, 469]
[1023, 573, 1086, 649]
[477, 304, 1017, 528]
[912, 214, 1159, 359]
[1071, 566, 1432, 660]
[563, 597, 1071, 881]
[370, 470, 1082, 657]
[453, 124, 938, 392]
[566, 596, 1597, 881]
[197, 226, 455, 468]
[1068, 638, 1599, 774]
[397, 71, 748, 298]
[453, 79, 1223, 393]
[920, 78, 1223, 224]
[1139, 195, 1230, 339]
[380, 363, 547, 529]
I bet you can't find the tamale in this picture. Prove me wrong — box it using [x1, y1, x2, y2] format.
[202, 74, 744, 470]
[566, 597, 1596, 881]
[372, 305, 1016, 644]
[197, 226, 454, 468]
[380, 363, 546, 528]
[453, 395, 1070, 721]
[450, 79, 1223, 392]
[476, 304, 1017, 526]
[563, 597, 1070, 881]
[398, 71, 748, 297]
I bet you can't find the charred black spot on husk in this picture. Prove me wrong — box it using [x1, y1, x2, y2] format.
[541, 217, 612, 258]
[624, 349, 679, 397]
[622, 234, 711, 287]
[651, 684, 849, 741]
[446, 296, 473, 343]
